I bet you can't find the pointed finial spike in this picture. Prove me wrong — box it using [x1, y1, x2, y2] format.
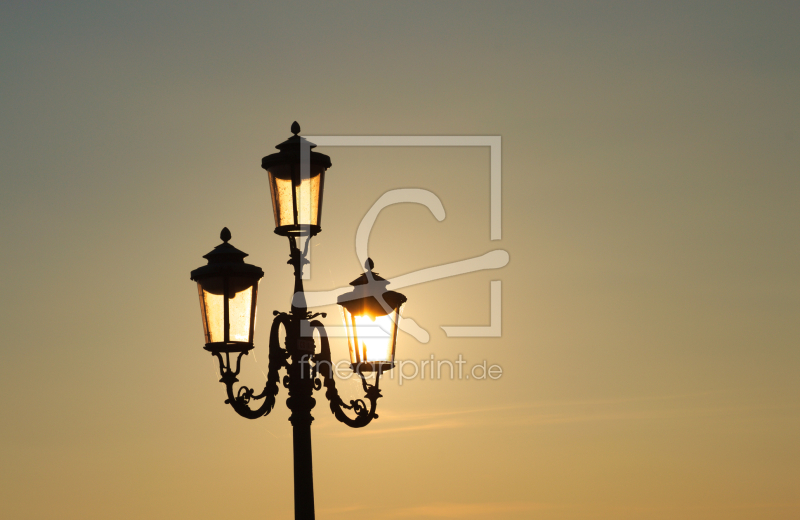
[220, 227, 231, 243]
[291, 121, 300, 135]
[365, 258, 374, 271]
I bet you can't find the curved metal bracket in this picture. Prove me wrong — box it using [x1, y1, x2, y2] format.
[214, 314, 290, 419]
[309, 320, 382, 428]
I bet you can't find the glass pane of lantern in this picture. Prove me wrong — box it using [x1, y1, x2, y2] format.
[268, 164, 295, 228]
[341, 305, 401, 365]
[197, 279, 224, 344]
[295, 167, 325, 227]
[340, 306, 356, 362]
[389, 304, 403, 361]
[267, 164, 326, 229]
[227, 276, 258, 342]
[197, 283, 210, 343]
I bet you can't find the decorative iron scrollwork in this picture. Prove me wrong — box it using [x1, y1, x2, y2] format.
[211, 313, 291, 420]
[308, 320, 382, 428]
[209, 242, 385, 429]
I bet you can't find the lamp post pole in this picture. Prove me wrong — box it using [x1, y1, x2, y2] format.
[286, 237, 316, 519]
[189, 123, 408, 520]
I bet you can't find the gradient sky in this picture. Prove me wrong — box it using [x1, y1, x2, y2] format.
[1, 2, 799, 519]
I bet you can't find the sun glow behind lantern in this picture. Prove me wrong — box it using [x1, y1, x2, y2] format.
[340, 307, 404, 365]
[338, 257, 406, 373]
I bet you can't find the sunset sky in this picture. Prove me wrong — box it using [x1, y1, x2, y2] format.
[1, 2, 798, 519]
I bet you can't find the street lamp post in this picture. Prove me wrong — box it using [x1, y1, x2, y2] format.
[189, 123, 407, 520]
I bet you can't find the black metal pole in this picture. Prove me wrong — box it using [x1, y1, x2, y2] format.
[286, 236, 316, 520]
[288, 350, 315, 520]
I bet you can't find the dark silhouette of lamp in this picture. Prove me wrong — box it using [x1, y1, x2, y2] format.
[189, 123, 409, 520]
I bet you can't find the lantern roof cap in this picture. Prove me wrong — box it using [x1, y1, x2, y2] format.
[337, 258, 407, 314]
[347, 258, 388, 286]
[261, 121, 332, 170]
[190, 228, 265, 281]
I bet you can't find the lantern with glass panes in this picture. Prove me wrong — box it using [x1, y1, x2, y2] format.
[190, 227, 263, 353]
[261, 120, 330, 237]
[338, 258, 407, 374]
[188, 123, 409, 520]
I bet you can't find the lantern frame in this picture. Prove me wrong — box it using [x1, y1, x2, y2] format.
[337, 259, 407, 374]
[190, 227, 264, 353]
[261, 121, 332, 237]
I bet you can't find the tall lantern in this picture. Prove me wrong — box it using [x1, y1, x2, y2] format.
[337, 259, 407, 373]
[261, 121, 332, 237]
[190, 228, 264, 352]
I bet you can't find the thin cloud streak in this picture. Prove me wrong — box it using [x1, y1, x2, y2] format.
[374, 389, 731, 422]
[326, 420, 466, 437]
[384, 501, 563, 518]
[319, 501, 562, 519]
[325, 500, 800, 519]
[317, 392, 800, 437]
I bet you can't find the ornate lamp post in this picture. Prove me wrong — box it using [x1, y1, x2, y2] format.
[189, 123, 407, 520]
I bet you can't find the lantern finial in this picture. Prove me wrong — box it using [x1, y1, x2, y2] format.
[291, 121, 301, 136]
[365, 257, 374, 271]
[220, 227, 232, 243]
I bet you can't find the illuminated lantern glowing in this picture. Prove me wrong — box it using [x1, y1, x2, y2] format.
[337, 259, 407, 373]
[261, 121, 332, 237]
[190, 227, 264, 352]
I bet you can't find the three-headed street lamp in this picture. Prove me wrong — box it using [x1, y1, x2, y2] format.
[190, 123, 407, 520]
